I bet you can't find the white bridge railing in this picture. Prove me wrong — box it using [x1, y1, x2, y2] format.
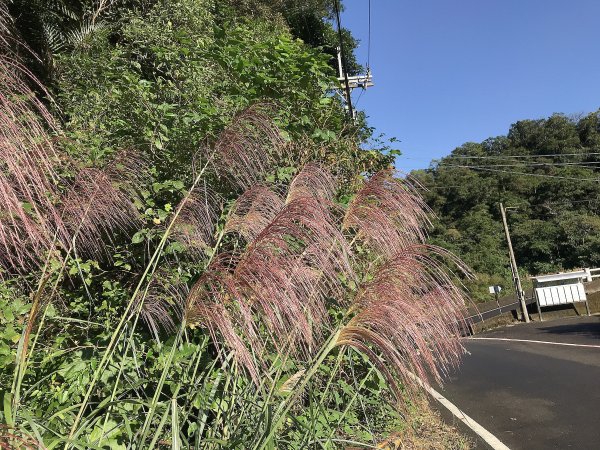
[587, 268, 600, 280]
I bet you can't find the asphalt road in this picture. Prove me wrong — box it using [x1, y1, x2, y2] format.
[439, 316, 600, 450]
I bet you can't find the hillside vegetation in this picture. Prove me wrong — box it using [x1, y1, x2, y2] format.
[412, 111, 600, 301]
[0, 0, 470, 448]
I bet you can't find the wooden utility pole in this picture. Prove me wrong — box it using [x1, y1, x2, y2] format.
[500, 203, 530, 323]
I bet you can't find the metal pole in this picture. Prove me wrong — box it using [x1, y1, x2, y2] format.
[500, 203, 530, 323]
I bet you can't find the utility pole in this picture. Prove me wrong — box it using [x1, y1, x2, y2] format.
[333, 0, 354, 119]
[500, 203, 530, 323]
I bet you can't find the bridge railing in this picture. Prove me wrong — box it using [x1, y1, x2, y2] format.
[587, 268, 600, 280]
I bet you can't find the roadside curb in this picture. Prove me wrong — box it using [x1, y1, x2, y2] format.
[431, 398, 500, 450]
[407, 372, 510, 450]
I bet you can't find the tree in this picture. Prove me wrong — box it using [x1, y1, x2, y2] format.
[415, 110, 600, 301]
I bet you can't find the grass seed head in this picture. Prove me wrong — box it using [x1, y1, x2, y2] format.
[216, 103, 285, 189]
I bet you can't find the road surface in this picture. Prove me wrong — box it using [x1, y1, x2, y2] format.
[439, 316, 600, 449]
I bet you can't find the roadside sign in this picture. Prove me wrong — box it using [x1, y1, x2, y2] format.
[488, 285, 502, 294]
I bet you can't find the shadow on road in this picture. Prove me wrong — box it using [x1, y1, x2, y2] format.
[538, 321, 600, 339]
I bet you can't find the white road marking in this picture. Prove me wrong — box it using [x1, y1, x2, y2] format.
[468, 337, 600, 348]
[407, 373, 511, 450]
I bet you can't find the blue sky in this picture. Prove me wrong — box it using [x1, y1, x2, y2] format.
[341, 0, 600, 172]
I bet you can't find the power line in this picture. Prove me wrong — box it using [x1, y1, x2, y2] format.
[420, 184, 600, 200]
[400, 153, 600, 162]
[441, 164, 600, 182]
[351, 0, 372, 111]
[398, 153, 600, 166]
[438, 161, 600, 168]
[541, 198, 600, 206]
[444, 152, 600, 160]
[353, 85, 366, 108]
[510, 198, 600, 208]
[367, 0, 371, 71]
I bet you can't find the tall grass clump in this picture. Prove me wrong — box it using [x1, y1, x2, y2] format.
[1, 11, 471, 447]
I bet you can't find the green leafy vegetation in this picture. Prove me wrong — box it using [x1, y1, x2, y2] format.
[413, 112, 600, 301]
[0, 0, 470, 448]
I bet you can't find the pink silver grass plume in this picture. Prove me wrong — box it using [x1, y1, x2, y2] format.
[0, 1, 11, 51]
[59, 151, 145, 259]
[0, 171, 53, 273]
[343, 169, 432, 259]
[286, 162, 336, 203]
[0, 424, 43, 449]
[171, 185, 220, 258]
[187, 254, 261, 382]
[134, 278, 189, 341]
[242, 195, 355, 324]
[185, 161, 472, 406]
[216, 103, 285, 190]
[188, 196, 355, 378]
[224, 185, 284, 241]
[0, 53, 65, 273]
[1, 42, 146, 272]
[336, 244, 471, 400]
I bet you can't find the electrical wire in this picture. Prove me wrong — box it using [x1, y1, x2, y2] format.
[420, 183, 600, 194]
[437, 161, 600, 168]
[367, 0, 371, 71]
[352, 0, 372, 111]
[442, 152, 600, 160]
[398, 154, 600, 166]
[540, 198, 600, 206]
[441, 164, 600, 182]
[353, 85, 366, 109]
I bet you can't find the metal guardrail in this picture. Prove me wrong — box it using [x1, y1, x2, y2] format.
[464, 302, 519, 324]
[460, 296, 538, 335]
[465, 298, 536, 324]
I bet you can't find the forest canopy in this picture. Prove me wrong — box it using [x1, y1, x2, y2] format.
[412, 111, 600, 301]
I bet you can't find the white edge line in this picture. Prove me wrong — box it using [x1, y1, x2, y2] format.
[468, 337, 600, 348]
[407, 372, 511, 450]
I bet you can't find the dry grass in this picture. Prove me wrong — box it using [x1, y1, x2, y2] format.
[376, 398, 472, 450]
[0, 425, 42, 449]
